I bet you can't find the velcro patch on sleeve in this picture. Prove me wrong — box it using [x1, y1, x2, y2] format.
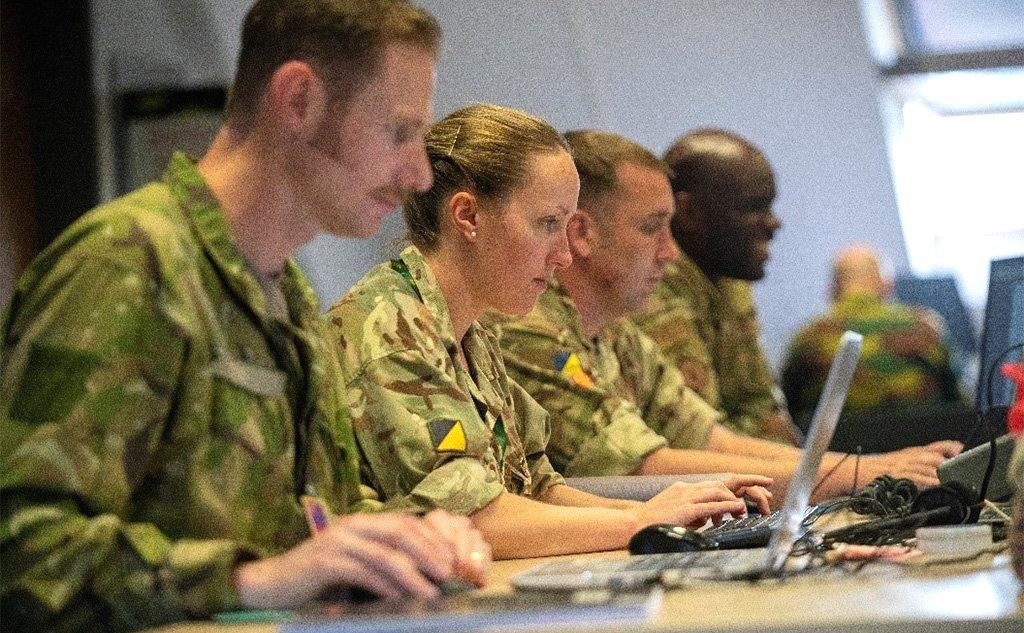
[427, 418, 467, 453]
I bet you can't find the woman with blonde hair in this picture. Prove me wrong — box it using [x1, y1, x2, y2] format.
[329, 104, 770, 558]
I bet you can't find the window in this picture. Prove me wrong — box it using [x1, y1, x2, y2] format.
[860, 0, 1024, 307]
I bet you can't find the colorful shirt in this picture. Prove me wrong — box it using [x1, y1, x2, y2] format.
[487, 281, 718, 477]
[631, 252, 781, 440]
[780, 293, 962, 423]
[328, 246, 563, 517]
[0, 153, 372, 631]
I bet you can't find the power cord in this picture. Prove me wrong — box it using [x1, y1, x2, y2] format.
[977, 341, 1024, 505]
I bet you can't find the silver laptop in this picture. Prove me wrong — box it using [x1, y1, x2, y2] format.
[513, 331, 864, 590]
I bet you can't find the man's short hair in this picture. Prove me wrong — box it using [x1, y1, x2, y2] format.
[562, 130, 669, 213]
[226, 0, 440, 129]
[662, 128, 763, 195]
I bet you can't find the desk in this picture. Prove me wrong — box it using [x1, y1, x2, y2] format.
[153, 551, 1023, 633]
[485, 551, 1023, 632]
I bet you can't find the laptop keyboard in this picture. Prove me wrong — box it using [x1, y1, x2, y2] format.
[619, 551, 743, 572]
[702, 511, 783, 548]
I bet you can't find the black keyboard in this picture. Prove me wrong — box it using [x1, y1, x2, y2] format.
[701, 511, 783, 549]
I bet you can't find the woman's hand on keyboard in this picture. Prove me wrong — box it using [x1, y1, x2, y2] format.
[633, 481, 747, 529]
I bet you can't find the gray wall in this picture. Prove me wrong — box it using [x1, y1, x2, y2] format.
[89, 0, 908, 371]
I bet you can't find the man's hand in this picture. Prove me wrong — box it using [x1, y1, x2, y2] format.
[233, 512, 476, 609]
[868, 440, 964, 488]
[632, 481, 746, 530]
[422, 509, 492, 587]
[721, 474, 774, 514]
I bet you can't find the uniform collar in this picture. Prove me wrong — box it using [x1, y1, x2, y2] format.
[397, 245, 460, 350]
[163, 152, 318, 324]
[835, 291, 884, 307]
[662, 251, 753, 319]
[538, 279, 591, 347]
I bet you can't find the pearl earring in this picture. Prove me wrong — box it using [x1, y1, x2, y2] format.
[470, 230, 477, 238]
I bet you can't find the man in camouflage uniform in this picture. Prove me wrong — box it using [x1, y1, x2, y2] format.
[631, 129, 799, 444]
[495, 130, 962, 503]
[0, 2, 488, 630]
[781, 244, 962, 424]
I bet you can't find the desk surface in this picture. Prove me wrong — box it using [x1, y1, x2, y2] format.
[154, 550, 1023, 633]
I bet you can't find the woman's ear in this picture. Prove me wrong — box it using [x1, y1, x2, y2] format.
[448, 191, 479, 242]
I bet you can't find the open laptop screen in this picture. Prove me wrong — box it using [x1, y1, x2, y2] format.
[765, 331, 862, 572]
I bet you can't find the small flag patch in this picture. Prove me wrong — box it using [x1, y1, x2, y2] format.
[555, 351, 596, 389]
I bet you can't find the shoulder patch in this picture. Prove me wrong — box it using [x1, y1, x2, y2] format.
[555, 351, 596, 389]
[427, 418, 467, 452]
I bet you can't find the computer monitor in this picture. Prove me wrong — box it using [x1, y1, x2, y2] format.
[893, 275, 977, 356]
[976, 256, 1024, 408]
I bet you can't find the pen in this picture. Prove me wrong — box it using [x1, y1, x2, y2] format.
[302, 486, 330, 534]
[212, 609, 294, 623]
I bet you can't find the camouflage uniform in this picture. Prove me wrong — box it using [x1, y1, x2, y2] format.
[780, 292, 961, 423]
[0, 153, 373, 631]
[631, 252, 781, 440]
[328, 246, 564, 517]
[488, 281, 719, 477]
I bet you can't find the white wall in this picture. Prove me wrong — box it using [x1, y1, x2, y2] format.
[89, 0, 908, 370]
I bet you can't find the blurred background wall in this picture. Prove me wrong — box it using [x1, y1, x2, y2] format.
[4, 0, 1021, 375]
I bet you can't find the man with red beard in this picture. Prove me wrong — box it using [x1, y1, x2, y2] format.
[0, 2, 488, 629]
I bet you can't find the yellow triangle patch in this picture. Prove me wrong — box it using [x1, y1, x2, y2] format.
[436, 420, 467, 452]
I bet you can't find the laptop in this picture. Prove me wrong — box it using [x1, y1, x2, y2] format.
[513, 331, 864, 590]
[281, 587, 662, 632]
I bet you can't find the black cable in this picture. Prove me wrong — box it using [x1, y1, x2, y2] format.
[984, 341, 1024, 412]
[978, 341, 1024, 504]
[851, 446, 862, 496]
[959, 341, 1022, 448]
[810, 452, 851, 501]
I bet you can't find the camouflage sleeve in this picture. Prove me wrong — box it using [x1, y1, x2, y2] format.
[1, 257, 249, 629]
[498, 330, 667, 478]
[631, 296, 709, 394]
[506, 379, 565, 498]
[616, 327, 718, 451]
[716, 307, 781, 438]
[348, 349, 506, 516]
[636, 287, 780, 438]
